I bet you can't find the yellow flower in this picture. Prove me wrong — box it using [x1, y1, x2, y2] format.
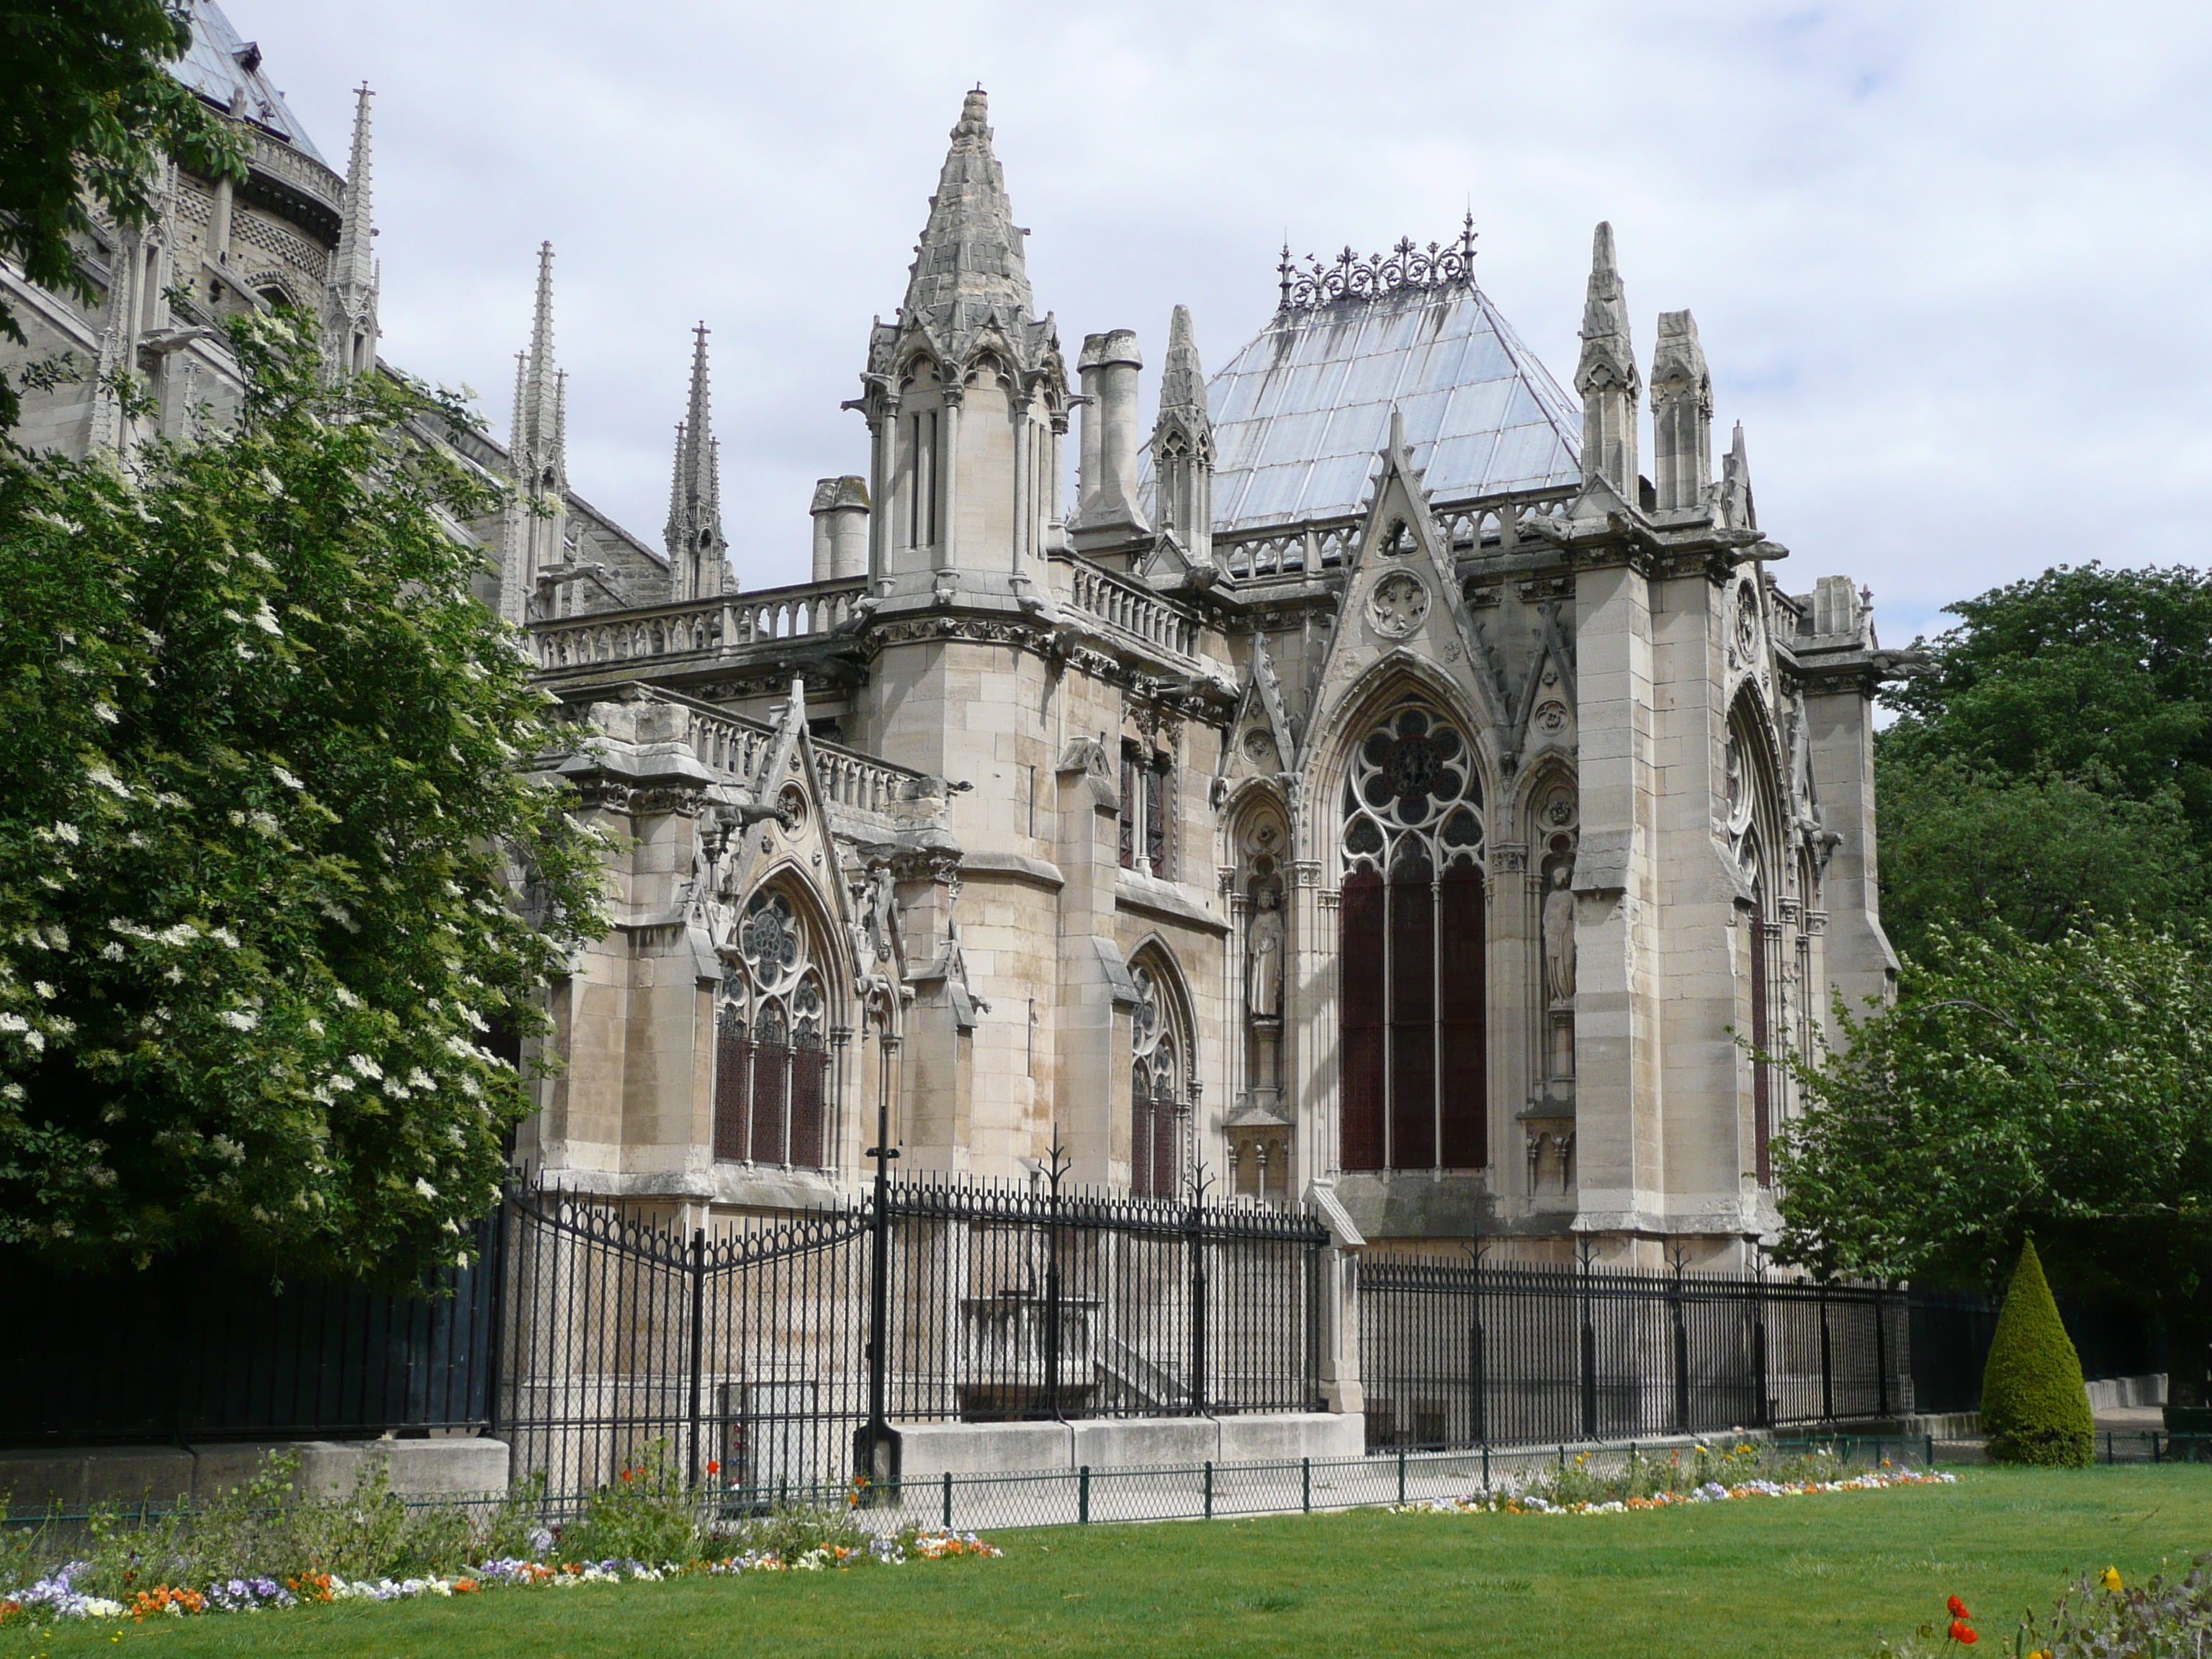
[2099, 1566, 2123, 1591]
[2028, 1650, 2052, 1659]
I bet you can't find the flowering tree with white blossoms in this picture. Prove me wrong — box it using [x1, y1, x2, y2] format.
[0, 316, 608, 1279]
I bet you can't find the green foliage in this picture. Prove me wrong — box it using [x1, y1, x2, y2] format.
[0, 314, 608, 1279]
[1771, 920, 2212, 1408]
[1876, 564, 2212, 959]
[1882, 563, 2212, 838]
[0, 1, 248, 430]
[719, 1503, 871, 1563]
[1874, 758, 2205, 965]
[557, 1443, 702, 1567]
[1981, 1239, 2094, 1467]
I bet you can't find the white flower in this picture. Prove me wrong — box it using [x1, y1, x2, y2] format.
[157, 923, 197, 948]
[274, 766, 304, 790]
[0, 1012, 28, 1035]
[51, 822, 81, 845]
[248, 811, 280, 837]
[33, 982, 55, 999]
[382, 1074, 410, 1099]
[407, 1068, 434, 1092]
[348, 1053, 383, 1079]
[99, 942, 125, 962]
[210, 1134, 245, 1163]
[210, 927, 240, 948]
[334, 986, 361, 1010]
[218, 1008, 258, 1030]
[1, 1082, 23, 1102]
[85, 764, 131, 798]
[251, 599, 282, 635]
[306, 1017, 325, 1036]
[326, 1074, 356, 1093]
[92, 702, 120, 724]
[414, 1177, 439, 1201]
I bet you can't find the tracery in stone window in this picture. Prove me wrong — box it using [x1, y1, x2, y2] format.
[1339, 703, 1487, 1173]
[714, 887, 830, 1169]
[1130, 961, 1184, 1198]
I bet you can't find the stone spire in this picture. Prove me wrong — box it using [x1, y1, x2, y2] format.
[899, 88, 1035, 346]
[1151, 304, 1214, 567]
[1574, 222, 1640, 501]
[1719, 421, 1757, 532]
[1649, 309, 1711, 514]
[664, 323, 727, 601]
[322, 84, 379, 377]
[498, 242, 570, 626]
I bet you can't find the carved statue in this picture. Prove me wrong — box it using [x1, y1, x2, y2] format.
[1542, 865, 1576, 1005]
[1246, 885, 1285, 1021]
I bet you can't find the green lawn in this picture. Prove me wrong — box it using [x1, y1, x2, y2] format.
[10, 1465, 2209, 1658]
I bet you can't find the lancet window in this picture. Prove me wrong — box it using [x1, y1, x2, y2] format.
[714, 887, 830, 1169]
[1119, 746, 1172, 878]
[1129, 961, 1184, 1198]
[1339, 703, 1488, 1172]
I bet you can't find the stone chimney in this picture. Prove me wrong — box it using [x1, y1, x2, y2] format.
[810, 477, 871, 582]
[1074, 328, 1148, 550]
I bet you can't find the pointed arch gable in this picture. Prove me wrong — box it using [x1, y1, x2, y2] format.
[1303, 652, 1495, 856]
[714, 867, 844, 1171]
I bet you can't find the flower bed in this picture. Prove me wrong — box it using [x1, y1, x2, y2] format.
[1395, 1465, 1956, 1517]
[1, 1532, 1003, 1627]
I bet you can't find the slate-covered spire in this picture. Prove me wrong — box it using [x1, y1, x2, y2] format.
[498, 242, 570, 626]
[1574, 222, 1640, 500]
[664, 323, 727, 601]
[899, 88, 1035, 343]
[322, 84, 379, 377]
[1151, 304, 1214, 566]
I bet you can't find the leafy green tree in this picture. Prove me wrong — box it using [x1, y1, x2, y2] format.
[1, 0, 248, 429]
[1876, 759, 2204, 966]
[0, 315, 608, 1280]
[1979, 1237, 2094, 1467]
[1772, 920, 2212, 1415]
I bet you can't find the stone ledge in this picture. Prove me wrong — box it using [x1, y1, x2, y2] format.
[0, 1438, 511, 1509]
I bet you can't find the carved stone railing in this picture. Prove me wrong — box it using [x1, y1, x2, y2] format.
[1213, 489, 1576, 580]
[531, 579, 868, 673]
[245, 127, 343, 215]
[645, 691, 920, 814]
[1063, 561, 1200, 659]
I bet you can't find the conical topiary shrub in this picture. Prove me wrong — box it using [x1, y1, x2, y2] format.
[1979, 1236, 2094, 1467]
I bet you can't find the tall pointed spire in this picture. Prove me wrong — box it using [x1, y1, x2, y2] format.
[321, 84, 379, 377]
[1574, 222, 1640, 501]
[664, 323, 727, 601]
[899, 88, 1035, 341]
[498, 242, 570, 626]
[1151, 304, 1214, 569]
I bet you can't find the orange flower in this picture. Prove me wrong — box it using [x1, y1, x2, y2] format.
[1948, 1618, 1978, 1645]
[1948, 1596, 1969, 1619]
[706, 1459, 721, 1476]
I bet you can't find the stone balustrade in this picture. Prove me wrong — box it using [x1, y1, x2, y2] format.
[532, 579, 868, 672]
[1065, 563, 1200, 658]
[1213, 490, 1575, 580]
[652, 694, 917, 814]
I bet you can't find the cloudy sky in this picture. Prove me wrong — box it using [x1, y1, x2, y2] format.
[233, 0, 2210, 644]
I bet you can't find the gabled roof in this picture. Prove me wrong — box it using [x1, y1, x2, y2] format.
[1205, 280, 1581, 531]
[173, 0, 328, 164]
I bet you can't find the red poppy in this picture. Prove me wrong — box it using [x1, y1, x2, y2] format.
[706, 1460, 721, 1476]
[1948, 1596, 1969, 1619]
[621, 1468, 634, 1482]
[1949, 1619, 1979, 1645]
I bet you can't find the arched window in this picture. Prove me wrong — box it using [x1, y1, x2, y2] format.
[1129, 961, 1184, 1198]
[1725, 703, 1785, 1189]
[714, 888, 830, 1169]
[1340, 702, 1487, 1172]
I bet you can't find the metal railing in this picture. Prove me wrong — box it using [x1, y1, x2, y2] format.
[1357, 1252, 1912, 1450]
[493, 1177, 1329, 1502]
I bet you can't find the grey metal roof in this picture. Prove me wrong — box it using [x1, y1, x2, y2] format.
[1203, 282, 1581, 531]
[172, 0, 329, 165]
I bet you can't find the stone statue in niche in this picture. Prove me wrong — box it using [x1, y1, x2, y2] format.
[1246, 884, 1285, 1021]
[1542, 865, 1576, 1006]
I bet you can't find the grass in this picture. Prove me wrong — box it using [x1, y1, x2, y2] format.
[6, 1464, 2208, 1658]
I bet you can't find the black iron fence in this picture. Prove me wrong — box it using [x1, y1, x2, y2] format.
[0, 1233, 496, 1447]
[493, 1177, 1329, 1498]
[1357, 1252, 1912, 1450]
